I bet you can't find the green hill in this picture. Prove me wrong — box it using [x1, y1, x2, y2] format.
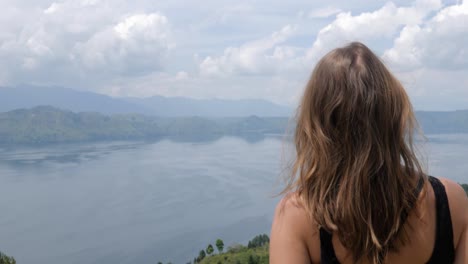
[0, 106, 288, 145]
[1, 106, 468, 145]
[156, 235, 270, 264]
[200, 245, 268, 264]
[0, 106, 163, 144]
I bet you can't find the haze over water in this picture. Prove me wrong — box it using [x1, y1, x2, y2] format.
[0, 134, 467, 264]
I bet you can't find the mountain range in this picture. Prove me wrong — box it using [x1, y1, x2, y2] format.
[0, 85, 467, 145]
[0, 85, 293, 117]
[0, 106, 289, 144]
[0, 105, 467, 145]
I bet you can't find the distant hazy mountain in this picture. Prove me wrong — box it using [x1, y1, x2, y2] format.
[0, 85, 293, 117]
[124, 96, 293, 117]
[0, 106, 467, 145]
[0, 106, 289, 144]
[0, 85, 147, 114]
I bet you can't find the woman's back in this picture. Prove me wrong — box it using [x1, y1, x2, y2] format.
[269, 42, 468, 263]
[270, 176, 468, 263]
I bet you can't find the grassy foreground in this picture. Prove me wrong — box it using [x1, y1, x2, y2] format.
[200, 244, 269, 264]
[172, 234, 270, 264]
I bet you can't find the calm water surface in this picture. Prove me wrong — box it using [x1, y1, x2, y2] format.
[0, 135, 467, 264]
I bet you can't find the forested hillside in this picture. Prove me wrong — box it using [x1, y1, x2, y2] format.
[0, 106, 467, 145]
[0, 106, 288, 144]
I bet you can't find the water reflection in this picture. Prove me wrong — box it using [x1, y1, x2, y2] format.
[0, 133, 278, 168]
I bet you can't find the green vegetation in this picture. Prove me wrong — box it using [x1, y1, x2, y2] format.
[159, 235, 270, 264]
[216, 239, 224, 253]
[197, 235, 269, 264]
[198, 250, 206, 262]
[206, 244, 214, 256]
[0, 106, 288, 145]
[0, 252, 16, 264]
[247, 234, 269, 249]
[0, 106, 162, 144]
[199, 245, 268, 264]
[2, 106, 468, 145]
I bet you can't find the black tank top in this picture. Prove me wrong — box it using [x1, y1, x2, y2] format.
[319, 176, 455, 263]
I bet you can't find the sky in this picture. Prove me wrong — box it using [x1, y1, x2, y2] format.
[0, 0, 467, 110]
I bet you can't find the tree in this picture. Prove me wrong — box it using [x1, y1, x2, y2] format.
[198, 249, 206, 261]
[215, 239, 224, 253]
[206, 244, 214, 255]
[227, 244, 246, 253]
[0, 252, 16, 264]
[248, 255, 258, 264]
[248, 234, 270, 248]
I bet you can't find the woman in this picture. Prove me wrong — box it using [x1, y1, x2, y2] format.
[270, 42, 467, 263]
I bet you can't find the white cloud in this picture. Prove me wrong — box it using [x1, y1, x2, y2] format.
[0, 0, 466, 110]
[44, 2, 61, 14]
[185, 0, 466, 108]
[298, 0, 468, 108]
[114, 14, 169, 40]
[0, 0, 173, 87]
[383, 0, 468, 70]
[74, 13, 172, 75]
[305, 0, 443, 61]
[199, 25, 299, 76]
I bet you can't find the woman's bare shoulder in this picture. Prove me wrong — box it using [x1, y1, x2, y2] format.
[273, 193, 309, 223]
[438, 177, 468, 219]
[437, 177, 468, 249]
[270, 193, 321, 264]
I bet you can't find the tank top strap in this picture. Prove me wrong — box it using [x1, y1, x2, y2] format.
[318, 175, 442, 264]
[426, 176, 456, 263]
[319, 228, 340, 264]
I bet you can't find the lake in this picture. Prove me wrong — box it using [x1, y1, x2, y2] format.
[0, 134, 467, 264]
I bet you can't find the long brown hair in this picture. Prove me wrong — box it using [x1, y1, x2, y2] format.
[284, 42, 425, 263]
